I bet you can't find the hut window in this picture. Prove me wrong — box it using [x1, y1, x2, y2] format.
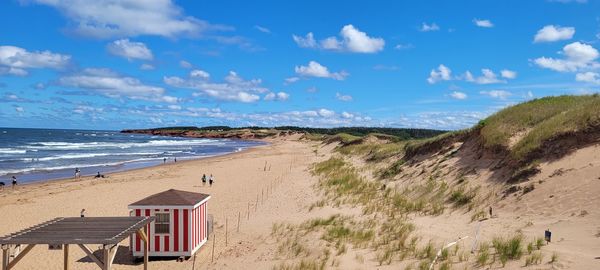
[155, 213, 170, 234]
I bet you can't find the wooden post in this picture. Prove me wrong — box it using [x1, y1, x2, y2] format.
[211, 234, 216, 263]
[5, 244, 35, 270]
[103, 246, 110, 270]
[225, 218, 228, 246]
[64, 244, 69, 270]
[238, 212, 242, 232]
[2, 246, 9, 270]
[143, 226, 149, 270]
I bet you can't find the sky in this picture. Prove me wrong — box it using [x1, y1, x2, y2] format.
[1, 0, 600, 131]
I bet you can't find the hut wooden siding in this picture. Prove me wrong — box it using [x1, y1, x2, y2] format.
[128, 189, 210, 257]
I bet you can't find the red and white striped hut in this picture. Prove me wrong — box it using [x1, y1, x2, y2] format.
[128, 189, 210, 258]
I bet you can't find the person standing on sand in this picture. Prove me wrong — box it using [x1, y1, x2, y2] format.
[163, 157, 167, 164]
[209, 174, 214, 187]
[11, 176, 17, 189]
[202, 174, 207, 186]
[75, 168, 81, 179]
[80, 209, 85, 217]
[174, 157, 177, 163]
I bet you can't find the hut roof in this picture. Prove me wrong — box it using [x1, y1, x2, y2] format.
[129, 189, 210, 206]
[0, 216, 153, 245]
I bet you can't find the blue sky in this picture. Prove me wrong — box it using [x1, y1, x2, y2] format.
[1, 0, 599, 130]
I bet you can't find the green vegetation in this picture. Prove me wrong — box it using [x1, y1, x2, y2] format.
[492, 235, 523, 266]
[524, 251, 543, 266]
[476, 242, 490, 266]
[124, 125, 446, 140]
[479, 95, 600, 159]
[448, 186, 478, 207]
[323, 133, 362, 144]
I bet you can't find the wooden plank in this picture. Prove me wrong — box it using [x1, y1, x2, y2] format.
[77, 244, 104, 269]
[6, 244, 35, 270]
[108, 244, 119, 269]
[142, 227, 148, 270]
[63, 244, 69, 270]
[103, 247, 110, 270]
[2, 247, 8, 270]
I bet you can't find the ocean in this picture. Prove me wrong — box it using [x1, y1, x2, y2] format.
[0, 128, 264, 184]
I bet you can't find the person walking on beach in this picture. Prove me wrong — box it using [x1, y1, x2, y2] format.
[209, 174, 214, 187]
[202, 174, 207, 186]
[163, 157, 167, 164]
[11, 176, 17, 189]
[80, 209, 86, 217]
[174, 157, 177, 163]
[75, 168, 81, 179]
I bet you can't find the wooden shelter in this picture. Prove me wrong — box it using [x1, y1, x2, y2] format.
[128, 189, 210, 258]
[0, 216, 154, 270]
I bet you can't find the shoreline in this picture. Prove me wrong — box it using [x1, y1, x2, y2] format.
[1, 139, 268, 185]
[1, 141, 269, 188]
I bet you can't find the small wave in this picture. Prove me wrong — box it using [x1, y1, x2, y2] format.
[25, 139, 221, 150]
[0, 148, 26, 154]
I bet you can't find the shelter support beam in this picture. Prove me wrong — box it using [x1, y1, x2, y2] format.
[136, 228, 149, 270]
[63, 244, 69, 270]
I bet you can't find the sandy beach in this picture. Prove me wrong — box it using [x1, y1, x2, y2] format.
[0, 135, 326, 270]
[1, 135, 599, 270]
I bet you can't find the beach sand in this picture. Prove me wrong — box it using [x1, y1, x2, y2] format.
[1, 136, 599, 270]
[0, 135, 325, 270]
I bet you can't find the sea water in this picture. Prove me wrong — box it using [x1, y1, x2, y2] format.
[0, 128, 264, 184]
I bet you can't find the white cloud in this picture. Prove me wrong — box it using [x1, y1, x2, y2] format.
[534, 42, 599, 72]
[473, 19, 494, 28]
[464, 69, 505, 84]
[59, 68, 175, 102]
[190, 69, 210, 79]
[335, 92, 353, 102]
[107, 39, 153, 61]
[428, 65, 515, 85]
[284, 77, 300, 84]
[292, 32, 317, 48]
[254, 25, 271, 34]
[180, 60, 193, 69]
[427, 64, 452, 84]
[500, 69, 517, 79]
[293, 25, 384, 53]
[25, 0, 230, 39]
[318, 108, 335, 118]
[575, 71, 600, 84]
[0, 45, 71, 76]
[320, 37, 343, 50]
[450, 91, 467, 100]
[140, 63, 155, 70]
[295, 61, 348, 80]
[394, 43, 414, 50]
[264, 91, 289, 101]
[480, 90, 512, 99]
[164, 71, 267, 103]
[15, 106, 24, 113]
[168, 105, 181, 110]
[533, 25, 575, 43]
[526, 91, 534, 99]
[341, 112, 354, 119]
[420, 22, 440, 32]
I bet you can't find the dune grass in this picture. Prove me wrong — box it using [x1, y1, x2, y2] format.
[480, 95, 600, 159]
